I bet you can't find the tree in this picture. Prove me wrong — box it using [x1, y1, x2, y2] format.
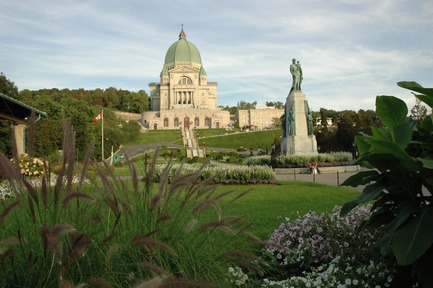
[222, 105, 238, 115]
[238, 100, 257, 110]
[356, 109, 381, 135]
[271, 117, 282, 129]
[0, 72, 19, 99]
[0, 73, 20, 156]
[265, 101, 284, 109]
[336, 112, 357, 152]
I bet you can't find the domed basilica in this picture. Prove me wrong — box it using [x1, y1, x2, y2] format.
[142, 27, 230, 130]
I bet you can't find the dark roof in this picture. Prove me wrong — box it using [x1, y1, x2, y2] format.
[0, 92, 47, 122]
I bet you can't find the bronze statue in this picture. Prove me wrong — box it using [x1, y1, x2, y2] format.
[283, 101, 295, 137]
[304, 100, 313, 135]
[290, 58, 302, 91]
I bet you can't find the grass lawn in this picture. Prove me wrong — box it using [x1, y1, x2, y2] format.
[214, 181, 359, 239]
[127, 129, 184, 145]
[122, 128, 283, 152]
[198, 129, 283, 151]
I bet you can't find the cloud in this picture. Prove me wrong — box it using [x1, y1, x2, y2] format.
[1, 0, 433, 112]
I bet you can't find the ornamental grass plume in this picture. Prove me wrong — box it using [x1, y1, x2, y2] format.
[0, 116, 268, 287]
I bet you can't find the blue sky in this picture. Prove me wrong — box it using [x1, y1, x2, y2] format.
[1, 0, 433, 111]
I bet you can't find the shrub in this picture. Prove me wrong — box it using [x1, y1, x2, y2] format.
[152, 163, 276, 184]
[245, 152, 353, 167]
[10, 153, 46, 177]
[262, 205, 396, 287]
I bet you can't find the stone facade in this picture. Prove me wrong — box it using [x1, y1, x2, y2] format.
[236, 106, 284, 130]
[142, 28, 230, 130]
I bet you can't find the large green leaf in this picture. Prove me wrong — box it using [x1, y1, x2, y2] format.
[418, 157, 433, 169]
[415, 94, 433, 109]
[342, 170, 380, 187]
[398, 81, 433, 97]
[378, 202, 417, 255]
[358, 153, 399, 171]
[376, 96, 408, 129]
[365, 138, 421, 172]
[340, 182, 385, 216]
[419, 115, 433, 134]
[392, 122, 412, 148]
[354, 134, 371, 156]
[371, 126, 392, 141]
[393, 206, 433, 265]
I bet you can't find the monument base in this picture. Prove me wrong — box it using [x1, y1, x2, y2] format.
[281, 135, 318, 155]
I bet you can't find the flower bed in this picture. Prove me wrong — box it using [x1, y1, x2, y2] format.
[245, 152, 353, 168]
[152, 163, 276, 184]
[260, 205, 397, 287]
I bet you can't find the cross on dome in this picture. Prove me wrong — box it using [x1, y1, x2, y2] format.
[179, 24, 186, 39]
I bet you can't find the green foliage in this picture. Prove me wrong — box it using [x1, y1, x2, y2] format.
[0, 72, 19, 99]
[0, 73, 20, 156]
[315, 108, 381, 153]
[238, 100, 257, 110]
[341, 81, 433, 287]
[265, 101, 284, 109]
[0, 119, 13, 157]
[221, 105, 238, 115]
[245, 152, 353, 167]
[152, 163, 275, 184]
[0, 121, 265, 287]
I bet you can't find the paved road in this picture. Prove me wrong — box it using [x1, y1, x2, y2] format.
[275, 170, 365, 191]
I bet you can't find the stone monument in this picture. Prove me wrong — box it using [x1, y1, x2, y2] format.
[281, 58, 318, 155]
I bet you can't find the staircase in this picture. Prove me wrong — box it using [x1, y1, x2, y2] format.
[182, 128, 205, 158]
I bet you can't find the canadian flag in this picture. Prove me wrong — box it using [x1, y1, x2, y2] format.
[93, 112, 103, 123]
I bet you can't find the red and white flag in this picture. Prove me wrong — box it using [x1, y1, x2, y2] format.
[93, 112, 103, 123]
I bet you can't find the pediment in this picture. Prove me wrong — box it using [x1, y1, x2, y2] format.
[169, 66, 198, 74]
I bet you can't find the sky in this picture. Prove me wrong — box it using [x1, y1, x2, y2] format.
[1, 0, 433, 111]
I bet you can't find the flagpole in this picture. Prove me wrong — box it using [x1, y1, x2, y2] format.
[101, 110, 104, 161]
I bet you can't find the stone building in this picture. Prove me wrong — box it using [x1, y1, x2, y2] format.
[142, 27, 230, 130]
[236, 106, 284, 130]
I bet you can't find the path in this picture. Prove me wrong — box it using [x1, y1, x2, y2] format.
[275, 170, 365, 191]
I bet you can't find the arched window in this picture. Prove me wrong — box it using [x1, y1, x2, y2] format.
[205, 117, 210, 128]
[163, 117, 169, 127]
[178, 77, 192, 85]
[194, 117, 199, 127]
[174, 117, 179, 127]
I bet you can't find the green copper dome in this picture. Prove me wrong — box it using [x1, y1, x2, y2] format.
[164, 28, 203, 65]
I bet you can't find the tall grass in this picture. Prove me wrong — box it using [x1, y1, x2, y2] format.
[0, 117, 267, 287]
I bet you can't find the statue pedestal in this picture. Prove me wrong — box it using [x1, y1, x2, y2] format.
[281, 135, 318, 155]
[281, 90, 318, 155]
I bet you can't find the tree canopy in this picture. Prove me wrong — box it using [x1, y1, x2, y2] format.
[0, 73, 145, 160]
